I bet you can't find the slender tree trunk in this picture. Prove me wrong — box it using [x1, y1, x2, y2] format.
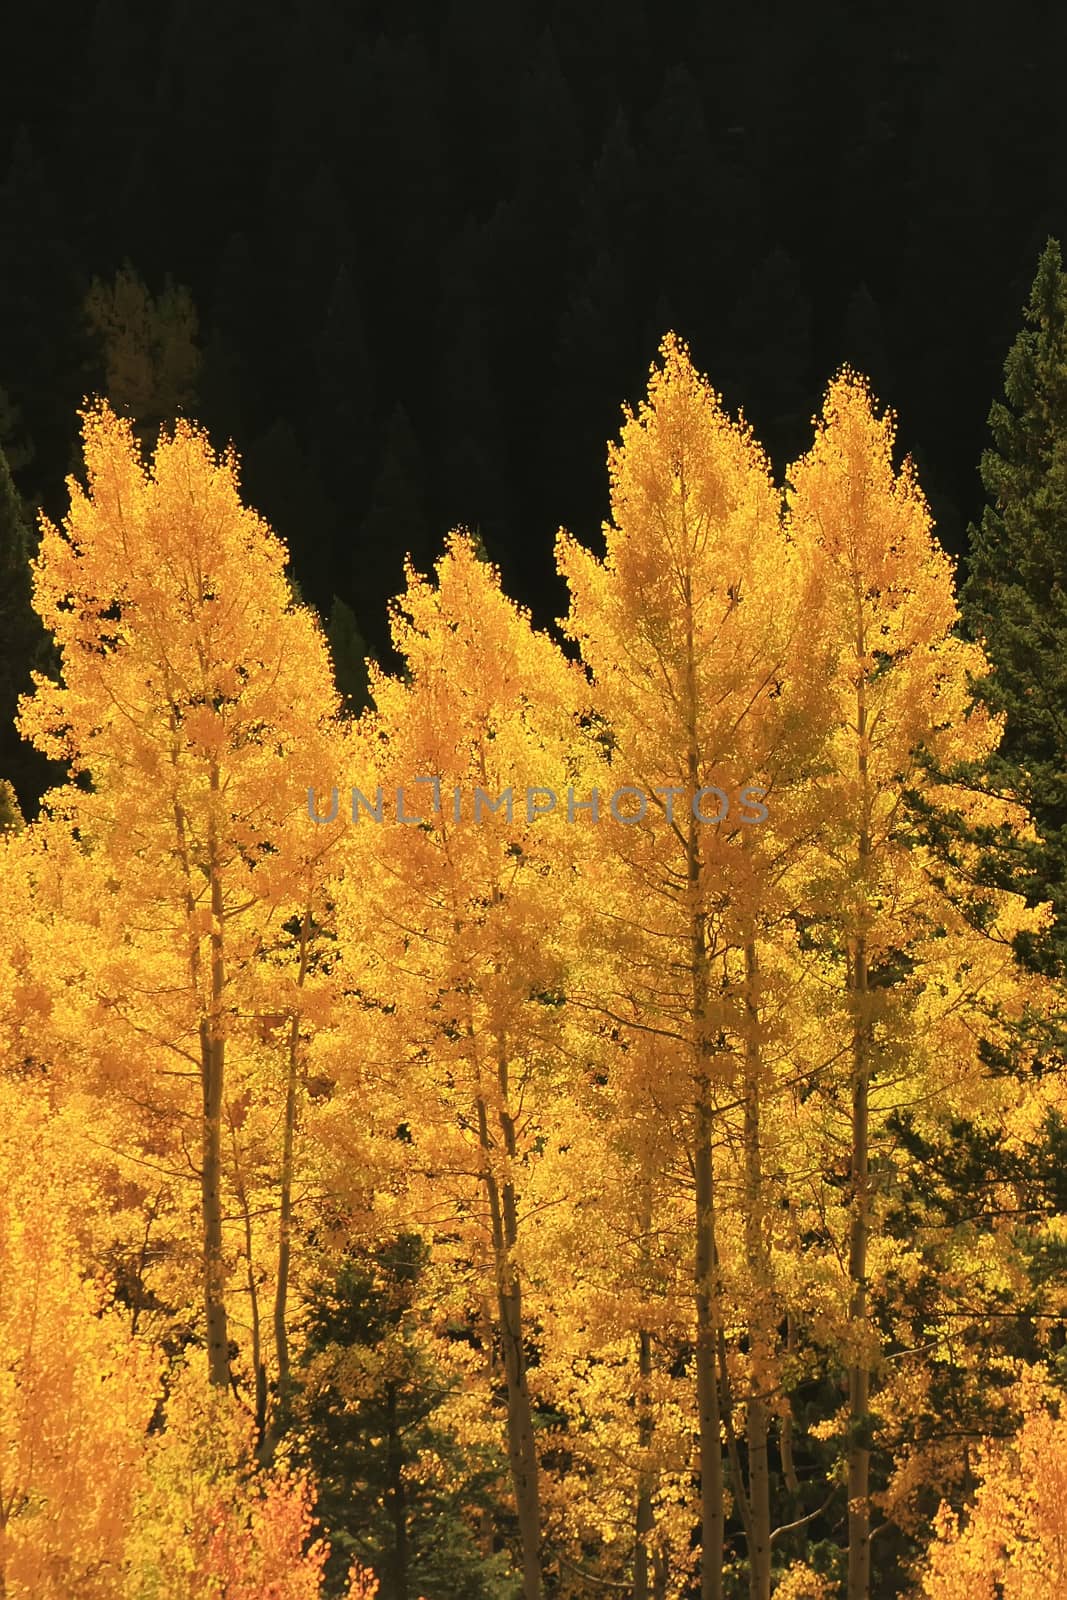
[847, 603, 874, 1600]
[781, 1315, 800, 1497]
[742, 937, 772, 1600]
[128, 1192, 161, 1339]
[694, 1073, 724, 1600]
[231, 1126, 266, 1444]
[635, 1176, 660, 1600]
[499, 1270, 540, 1600]
[273, 902, 312, 1429]
[477, 1068, 542, 1600]
[682, 550, 725, 1600]
[200, 1032, 229, 1384]
[478, 1295, 498, 1559]
[273, 1034, 298, 1388]
[173, 741, 230, 1389]
[635, 1326, 656, 1600]
[847, 931, 872, 1600]
[201, 805, 230, 1388]
[385, 1382, 409, 1600]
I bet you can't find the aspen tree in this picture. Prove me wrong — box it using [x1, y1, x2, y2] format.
[557, 334, 829, 1600]
[18, 403, 344, 1390]
[785, 373, 1050, 1600]
[335, 532, 589, 1600]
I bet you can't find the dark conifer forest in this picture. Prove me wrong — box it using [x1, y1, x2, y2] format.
[3, 1, 1066, 716]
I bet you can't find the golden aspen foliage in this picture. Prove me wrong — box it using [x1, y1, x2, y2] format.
[920, 1374, 1067, 1600]
[125, 1357, 330, 1600]
[333, 530, 591, 1599]
[0, 333, 1061, 1600]
[555, 331, 834, 1114]
[783, 371, 1053, 1598]
[524, 1058, 698, 1597]
[0, 1079, 160, 1600]
[556, 332, 834, 1600]
[17, 401, 345, 1391]
[341, 1559, 428, 1600]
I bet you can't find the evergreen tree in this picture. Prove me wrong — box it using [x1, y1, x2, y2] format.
[290, 1235, 512, 1600]
[350, 404, 432, 655]
[199, 231, 259, 446]
[548, 3, 651, 145]
[642, 65, 748, 336]
[552, 245, 630, 532]
[436, 223, 515, 562]
[0, 443, 54, 815]
[552, 111, 651, 541]
[287, 164, 357, 328]
[959, 237, 1067, 975]
[78, 0, 155, 256]
[439, 0, 530, 215]
[0, 127, 87, 511]
[0, 382, 34, 475]
[724, 246, 814, 466]
[572, 107, 649, 279]
[242, 419, 338, 610]
[313, 265, 375, 512]
[347, 32, 444, 383]
[839, 283, 893, 406]
[268, 163, 357, 411]
[484, 28, 584, 572]
[0, 777, 23, 833]
[325, 596, 373, 715]
[891, 240, 1067, 1575]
